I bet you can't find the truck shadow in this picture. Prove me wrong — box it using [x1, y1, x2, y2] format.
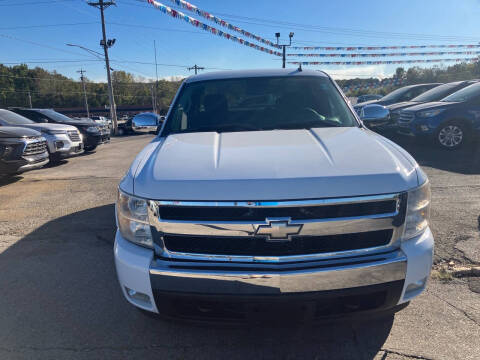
[0, 204, 393, 359]
[386, 134, 480, 174]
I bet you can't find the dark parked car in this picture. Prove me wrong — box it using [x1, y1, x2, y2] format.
[387, 80, 479, 125]
[0, 126, 49, 175]
[10, 108, 109, 151]
[397, 82, 480, 149]
[354, 83, 442, 115]
[356, 94, 382, 103]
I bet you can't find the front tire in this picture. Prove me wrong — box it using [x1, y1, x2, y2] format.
[84, 144, 97, 152]
[435, 121, 469, 150]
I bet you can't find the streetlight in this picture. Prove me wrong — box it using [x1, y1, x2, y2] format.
[66, 42, 118, 134]
[275, 32, 294, 68]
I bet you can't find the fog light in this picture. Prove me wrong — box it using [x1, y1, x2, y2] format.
[55, 141, 64, 149]
[420, 125, 429, 132]
[125, 287, 151, 305]
[404, 277, 427, 299]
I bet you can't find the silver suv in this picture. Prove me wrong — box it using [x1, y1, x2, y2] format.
[0, 109, 83, 161]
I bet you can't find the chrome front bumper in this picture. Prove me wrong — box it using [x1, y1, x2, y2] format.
[149, 250, 407, 295]
[115, 228, 433, 313]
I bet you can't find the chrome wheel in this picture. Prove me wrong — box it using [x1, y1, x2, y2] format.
[438, 125, 463, 148]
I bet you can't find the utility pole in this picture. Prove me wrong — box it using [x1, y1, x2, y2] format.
[88, 0, 118, 134]
[153, 40, 159, 114]
[275, 32, 294, 68]
[27, 91, 32, 108]
[151, 84, 156, 113]
[188, 64, 205, 75]
[77, 69, 90, 118]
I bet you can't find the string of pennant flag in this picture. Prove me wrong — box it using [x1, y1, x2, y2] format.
[163, 0, 281, 49]
[146, 0, 282, 56]
[289, 57, 479, 66]
[291, 44, 480, 51]
[288, 51, 480, 58]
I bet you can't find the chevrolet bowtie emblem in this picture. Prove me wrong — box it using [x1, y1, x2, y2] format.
[255, 219, 302, 242]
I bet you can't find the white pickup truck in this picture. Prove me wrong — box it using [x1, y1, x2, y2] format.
[115, 69, 433, 320]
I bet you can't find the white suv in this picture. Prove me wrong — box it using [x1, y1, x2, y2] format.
[114, 69, 433, 320]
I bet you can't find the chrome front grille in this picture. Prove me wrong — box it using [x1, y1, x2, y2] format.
[399, 111, 415, 123]
[148, 193, 407, 262]
[67, 130, 81, 142]
[23, 138, 47, 156]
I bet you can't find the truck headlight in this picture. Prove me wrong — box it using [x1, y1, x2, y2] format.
[403, 181, 431, 240]
[116, 189, 153, 248]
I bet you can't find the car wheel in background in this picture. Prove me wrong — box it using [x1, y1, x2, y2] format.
[84, 145, 97, 152]
[435, 121, 469, 150]
[49, 152, 62, 163]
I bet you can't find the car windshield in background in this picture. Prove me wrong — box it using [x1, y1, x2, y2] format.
[379, 86, 412, 102]
[0, 109, 35, 125]
[412, 83, 462, 102]
[441, 82, 480, 102]
[40, 109, 76, 122]
[164, 76, 358, 135]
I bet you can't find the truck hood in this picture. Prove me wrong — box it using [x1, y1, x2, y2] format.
[130, 128, 420, 201]
[13, 123, 78, 132]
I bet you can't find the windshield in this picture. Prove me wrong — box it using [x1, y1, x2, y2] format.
[40, 109, 76, 122]
[379, 86, 414, 102]
[0, 109, 35, 125]
[442, 83, 480, 102]
[164, 76, 357, 135]
[413, 83, 463, 102]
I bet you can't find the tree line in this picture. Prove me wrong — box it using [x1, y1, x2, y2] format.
[0, 64, 182, 113]
[336, 60, 480, 97]
[2, 61, 480, 110]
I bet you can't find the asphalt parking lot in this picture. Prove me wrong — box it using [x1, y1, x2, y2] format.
[0, 134, 479, 360]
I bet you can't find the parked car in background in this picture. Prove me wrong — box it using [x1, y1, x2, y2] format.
[10, 108, 109, 152]
[0, 126, 49, 175]
[90, 115, 112, 131]
[115, 69, 433, 319]
[117, 115, 132, 136]
[357, 94, 382, 103]
[131, 112, 163, 134]
[387, 80, 479, 126]
[397, 82, 480, 149]
[0, 109, 83, 161]
[353, 83, 442, 115]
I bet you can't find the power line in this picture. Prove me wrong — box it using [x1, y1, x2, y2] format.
[0, 22, 98, 30]
[0, 0, 76, 6]
[0, 60, 103, 64]
[0, 33, 97, 58]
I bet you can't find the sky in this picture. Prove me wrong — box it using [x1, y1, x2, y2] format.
[1, 0, 480, 82]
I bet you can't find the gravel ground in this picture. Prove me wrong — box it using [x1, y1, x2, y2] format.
[0, 133, 479, 360]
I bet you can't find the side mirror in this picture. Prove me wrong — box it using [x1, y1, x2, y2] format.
[132, 115, 160, 133]
[360, 104, 390, 129]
